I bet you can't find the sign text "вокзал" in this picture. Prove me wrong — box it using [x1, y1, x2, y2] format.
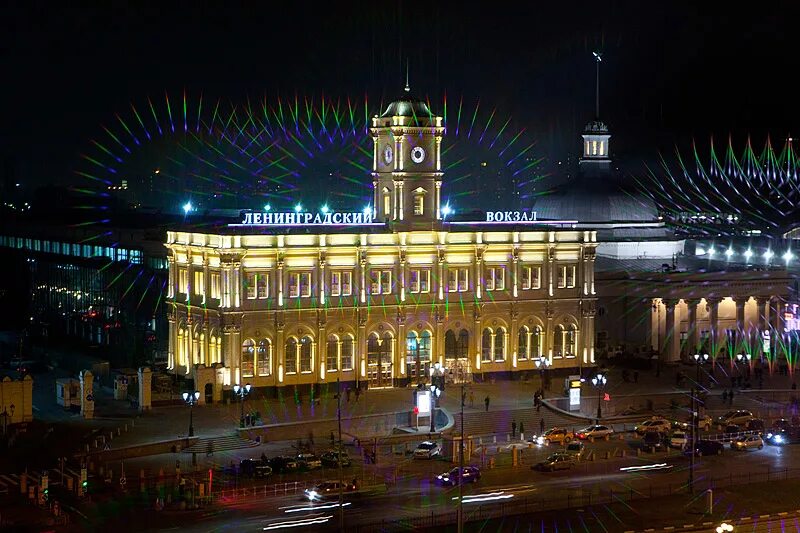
[485, 211, 537, 223]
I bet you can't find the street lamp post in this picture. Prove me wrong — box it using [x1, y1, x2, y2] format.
[688, 353, 709, 495]
[591, 373, 607, 421]
[182, 390, 200, 437]
[535, 357, 550, 391]
[233, 383, 252, 428]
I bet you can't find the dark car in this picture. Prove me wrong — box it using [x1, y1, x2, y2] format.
[643, 431, 666, 452]
[534, 453, 577, 472]
[436, 466, 481, 486]
[745, 419, 765, 433]
[723, 424, 742, 435]
[320, 450, 351, 468]
[239, 459, 272, 478]
[765, 427, 800, 445]
[693, 439, 724, 456]
[772, 418, 794, 431]
[269, 456, 299, 473]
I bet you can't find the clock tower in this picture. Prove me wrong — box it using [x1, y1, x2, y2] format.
[370, 86, 444, 227]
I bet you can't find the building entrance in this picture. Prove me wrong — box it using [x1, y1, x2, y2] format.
[367, 332, 393, 389]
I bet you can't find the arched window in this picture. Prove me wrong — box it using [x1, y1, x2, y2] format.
[285, 338, 297, 374]
[257, 339, 271, 376]
[382, 187, 391, 219]
[481, 328, 492, 362]
[566, 324, 578, 357]
[494, 327, 506, 361]
[341, 334, 354, 371]
[241, 339, 255, 377]
[300, 336, 313, 373]
[553, 325, 565, 358]
[532, 326, 543, 359]
[518, 326, 529, 361]
[367, 333, 380, 362]
[326, 334, 339, 372]
[457, 329, 469, 359]
[444, 330, 457, 360]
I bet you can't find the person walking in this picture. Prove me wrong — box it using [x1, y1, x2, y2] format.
[519, 422, 525, 438]
[722, 389, 728, 404]
[539, 417, 545, 435]
[511, 420, 517, 439]
[346, 387, 351, 403]
[469, 390, 475, 408]
[355, 386, 361, 402]
[728, 388, 735, 406]
[484, 396, 490, 412]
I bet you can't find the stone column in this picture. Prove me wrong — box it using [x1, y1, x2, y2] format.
[137, 367, 152, 412]
[475, 247, 483, 300]
[318, 312, 326, 382]
[512, 248, 519, 298]
[510, 304, 519, 369]
[397, 310, 407, 381]
[734, 297, 747, 355]
[357, 313, 367, 387]
[547, 245, 555, 297]
[168, 314, 176, 370]
[473, 304, 482, 373]
[663, 299, 678, 363]
[545, 301, 555, 365]
[706, 297, 721, 362]
[276, 316, 285, 384]
[435, 308, 444, 367]
[685, 298, 700, 356]
[80, 370, 94, 420]
[755, 296, 769, 360]
[771, 297, 786, 360]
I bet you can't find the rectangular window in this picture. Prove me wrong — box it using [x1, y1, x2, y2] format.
[326, 339, 338, 372]
[521, 265, 541, 290]
[414, 194, 424, 215]
[300, 272, 311, 297]
[194, 271, 205, 296]
[246, 273, 257, 299]
[341, 271, 352, 296]
[300, 345, 312, 373]
[331, 272, 341, 296]
[448, 268, 469, 292]
[257, 273, 269, 298]
[486, 266, 505, 291]
[341, 338, 353, 371]
[289, 273, 312, 298]
[448, 269, 457, 293]
[558, 265, 576, 288]
[370, 269, 392, 295]
[178, 269, 188, 293]
[458, 268, 468, 291]
[409, 269, 430, 293]
[285, 351, 297, 374]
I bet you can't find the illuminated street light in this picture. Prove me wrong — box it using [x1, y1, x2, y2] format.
[764, 249, 774, 261]
[321, 205, 330, 214]
[591, 372, 607, 420]
[233, 383, 252, 428]
[182, 201, 193, 215]
[716, 523, 734, 533]
[363, 205, 372, 217]
[725, 247, 734, 259]
[707, 246, 715, 257]
[182, 390, 201, 437]
[442, 204, 452, 217]
[784, 250, 794, 263]
[743, 249, 753, 261]
[294, 204, 303, 213]
[263, 204, 271, 211]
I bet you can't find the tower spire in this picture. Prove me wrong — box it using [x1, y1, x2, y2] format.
[404, 59, 410, 93]
[592, 51, 602, 119]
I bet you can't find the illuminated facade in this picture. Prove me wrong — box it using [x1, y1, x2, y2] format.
[165, 93, 598, 401]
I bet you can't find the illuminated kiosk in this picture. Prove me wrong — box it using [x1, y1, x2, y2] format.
[165, 91, 598, 398]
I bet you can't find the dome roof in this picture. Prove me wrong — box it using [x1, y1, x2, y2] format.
[534, 177, 659, 223]
[380, 94, 433, 118]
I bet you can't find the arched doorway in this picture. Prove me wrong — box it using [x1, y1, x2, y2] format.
[204, 382, 213, 404]
[367, 331, 393, 388]
[444, 329, 470, 383]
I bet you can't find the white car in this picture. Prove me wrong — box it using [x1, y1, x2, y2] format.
[413, 441, 441, 459]
[670, 431, 688, 449]
[635, 418, 672, 436]
[576, 425, 614, 440]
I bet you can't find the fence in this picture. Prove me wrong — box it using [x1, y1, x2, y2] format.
[356, 467, 800, 532]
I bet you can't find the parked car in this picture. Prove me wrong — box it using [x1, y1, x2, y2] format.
[296, 453, 322, 470]
[716, 410, 754, 427]
[320, 450, 352, 468]
[693, 439, 725, 456]
[731, 435, 763, 451]
[269, 456, 299, 473]
[771, 418, 794, 431]
[576, 425, 614, 440]
[635, 418, 671, 436]
[239, 459, 272, 478]
[723, 424, 743, 434]
[436, 466, 481, 486]
[670, 431, 689, 450]
[539, 428, 574, 445]
[643, 431, 666, 452]
[564, 440, 585, 458]
[304, 480, 357, 502]
[676, 414, 712, 432]
[745, 419, 765, 433]
[534, 452, 577, 472]
[413, 441, 441, 459]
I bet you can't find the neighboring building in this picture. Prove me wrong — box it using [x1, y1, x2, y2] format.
[165, 91, 598, 402]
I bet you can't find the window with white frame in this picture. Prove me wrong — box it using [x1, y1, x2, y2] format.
[481, 328, 493, 362]
[341, 335, 354, 371]
[299, 336, 312, 372]
[341, 271, 352, 295]
[331, 272, 341, 296]
[448, 267, 469, 292]
[409, 269, 430, 293]
[494, 327, 506, 361]
[330, 271, 353, 297]
[413, 192, 425, 215]
[558, 265, 576, 288]
[485, 266, 505, 291]
[285, 338, 297, 374]
[241, 339, 255, 377]
[246, 272, 270, 299]
[194, 270, 205, 296]
[257, 339, 271, 376]
[518, 326, 530, 360]
[521, 265, 541, 290]
[326, 335, 339, 372]
[210, 272, 221, 299]
[289, 272, 312, 298]
[370, 269, 392, 295]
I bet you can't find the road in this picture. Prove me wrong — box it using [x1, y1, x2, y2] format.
[108, 436, 800, 532]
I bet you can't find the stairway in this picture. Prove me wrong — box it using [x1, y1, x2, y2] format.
[182, 434, 260, 454]
[453, 407, 587, 438]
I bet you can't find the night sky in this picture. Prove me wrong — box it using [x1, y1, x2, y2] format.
[4, 1, 800, 189]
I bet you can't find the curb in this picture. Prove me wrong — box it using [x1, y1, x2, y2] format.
[628, 509, 800, 532]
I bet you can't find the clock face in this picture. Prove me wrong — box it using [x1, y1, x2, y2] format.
[383, 145, 393, 165]
[411, 146, 426, 164]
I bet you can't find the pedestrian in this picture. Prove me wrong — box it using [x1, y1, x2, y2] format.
[511, 420, 517, 439]
[633, 371, 639, 383]
[722, 389, 728, 403]
[355, 386, 361, 402]
[519, 422, 525, 438]
[469, 390, 475, 408]
[537, 399, 542, 412]
[245, 413, 251, 426]
[308, 430, 315, 447]
[728, 388, 734, 405]
[539, 417, 545, 435]
[484, 396, 490, 412]
[346, 387, 351, 402]
[330, 431, 336, 446]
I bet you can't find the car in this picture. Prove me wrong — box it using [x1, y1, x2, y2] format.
[771, 418, 795, 431]
[320, 450, 352, 468]
[564, 440, 586, 458]
[436, 466, 481, 486]
[676, 414, 712, 432]
[744, 419, 765, 433]
[239, 459, 272, 478]
[635, 418, 671, 436]
[670, 431, 689, 450]
[716, 410, 754, 427]
[693, 439, 724, 456]
[764, 428, 800, 445]
[642, 431, 666, 452]
[539, 428, 575, 445]
[296, 453, 322, 470]
[731, 435, 763, 451]
[268, 456, 299, 473]
[534, 452, 577, 472]
[723, 424, 743, 435]
[576, 425, 614, 440]
[303, 480, 357, 502]
[413, 441, 441, 459]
